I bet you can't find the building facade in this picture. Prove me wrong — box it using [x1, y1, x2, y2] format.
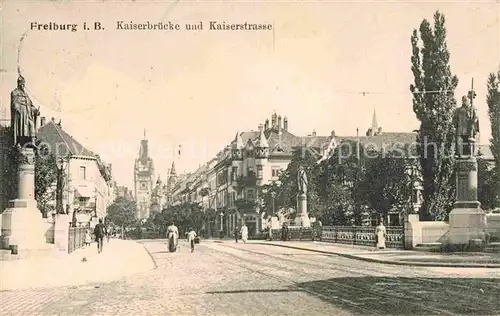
[168, 111, 427, 236]
[134, 131, 155, 220]
[37, 118, 113, 224]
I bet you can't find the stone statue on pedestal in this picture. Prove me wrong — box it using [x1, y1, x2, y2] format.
[453, 96, 479, 157]
[297, 165, 308, 195]
[10, 75, 40, 147]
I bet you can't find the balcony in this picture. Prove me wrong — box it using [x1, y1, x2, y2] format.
[234, 198, 258, 211]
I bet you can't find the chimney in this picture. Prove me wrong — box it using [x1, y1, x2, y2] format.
[330, 130, 335, 137]
[378, 127, 382, 135]
[264, 119, 269, 131]
[283, 117, 288, 131]
[366, 128, 372, 136]
[40, 117, 46, 126]
[258, 124, 263, 133]
[312, 129, 316, 137]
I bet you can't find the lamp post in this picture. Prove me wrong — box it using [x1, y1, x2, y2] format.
[55, 157, 65, 215]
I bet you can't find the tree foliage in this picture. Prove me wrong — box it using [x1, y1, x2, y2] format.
[106, 196, 138, 228]
[486, 72, 500, 208]
[158, 202, 204, 234]
[35, 144, 58, 217]
[477, 157, 498, 210]
[359, 151, 412, 219]
[410, 11, 458, 220]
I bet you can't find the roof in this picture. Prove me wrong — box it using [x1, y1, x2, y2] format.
[37, 121, 95, 158]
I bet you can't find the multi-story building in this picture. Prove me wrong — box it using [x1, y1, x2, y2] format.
[169, 111, 427, 235]
[134, 130, 155, 220]
[37, 118, 113, 224]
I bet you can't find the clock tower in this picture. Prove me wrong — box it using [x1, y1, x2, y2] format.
[134, 129, 155, 219]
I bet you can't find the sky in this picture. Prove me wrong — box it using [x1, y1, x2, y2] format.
[1, 0, 499, 190]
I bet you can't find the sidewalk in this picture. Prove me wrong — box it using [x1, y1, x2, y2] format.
[255, 241, 500, 268]
[0, 239, 155, 291]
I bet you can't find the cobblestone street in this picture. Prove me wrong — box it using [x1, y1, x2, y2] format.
[1, 240, 499, 315]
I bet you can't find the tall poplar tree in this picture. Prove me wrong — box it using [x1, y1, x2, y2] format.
[486, 71, 500, 208]
[410, 11, 458, 220]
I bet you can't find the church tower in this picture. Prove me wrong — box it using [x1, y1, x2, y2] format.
[166, 161, 177, 204]
[134, 129, 155, 219]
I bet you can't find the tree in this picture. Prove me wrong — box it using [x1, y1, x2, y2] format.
[106, 196, 138, 231]
[4, 140, 58, 218]
[35, 144, 58, 218]
[320, 140, 365, 225]
[486, 72, 500, 208]
[410, 11, 458, 220]
[358, 150, 412, 219]
[274, 147, 323, 219]
[477, 157, 497, 210]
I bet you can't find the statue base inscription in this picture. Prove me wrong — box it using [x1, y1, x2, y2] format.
[295, 193, 311, 228]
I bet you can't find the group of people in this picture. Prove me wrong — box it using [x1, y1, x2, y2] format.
[83, 218, 111, 254]
[165, 222, 198, 253]
[233, 224, 249, 243]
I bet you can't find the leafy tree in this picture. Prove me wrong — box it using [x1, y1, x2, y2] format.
[486, 72, 500, 208]
[321, 140, 365, 225]
[35, 144, 58, 218]
[3, 136, 58, 218]
[477, 157, 497, 210]
[410, 11, 458, 220]
[106, 196, 138, 231]
[358, 150, 412, 219]
[274, 147, 323, 219]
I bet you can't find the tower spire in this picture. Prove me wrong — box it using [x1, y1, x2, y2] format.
[371, 108, 378, 136]
[144, 128, 147, 139]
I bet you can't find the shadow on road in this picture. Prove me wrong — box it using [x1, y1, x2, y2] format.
[296, 276, 499, 315]
[206, 289, 301, 294]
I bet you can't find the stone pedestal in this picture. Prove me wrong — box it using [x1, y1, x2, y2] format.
[54, 214, 70, 252]
[448, 157, 487, 244]
[294, 193, 311, 228]
[0, 147, 51, 252]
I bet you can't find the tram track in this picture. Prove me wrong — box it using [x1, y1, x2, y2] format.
[205, 243, 456, 315]
[218, 243, 500, 295]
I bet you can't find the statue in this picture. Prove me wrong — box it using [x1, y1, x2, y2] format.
[297, 165, 308, 195]
[453, 96, 479, 157]
[10, 75, 40, 146]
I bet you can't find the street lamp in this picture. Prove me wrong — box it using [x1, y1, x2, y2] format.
[55, 157, 66, 215]
[219, 211, 224, 231]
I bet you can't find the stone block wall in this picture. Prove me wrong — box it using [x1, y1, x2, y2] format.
[0, 125, 13, 213]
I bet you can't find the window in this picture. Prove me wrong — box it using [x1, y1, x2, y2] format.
[256, 165, 263, 179]
[271, 168, 280, 178]
[79, 166, 86, 180]
[231, 167, 238, 181]
[246, 188, 254, 200]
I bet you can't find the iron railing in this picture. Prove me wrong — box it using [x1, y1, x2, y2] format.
[68, 227, 86, 253]
[269, 225, 405, 249]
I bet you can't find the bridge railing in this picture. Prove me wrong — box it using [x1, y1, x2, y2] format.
[268, 225, 404, 249]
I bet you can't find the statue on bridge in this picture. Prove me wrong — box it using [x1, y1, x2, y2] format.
[453, 95, 479, 157]
[10, 75, 40, 146]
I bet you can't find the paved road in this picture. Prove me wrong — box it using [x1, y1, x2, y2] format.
[1, 240, 499, 315]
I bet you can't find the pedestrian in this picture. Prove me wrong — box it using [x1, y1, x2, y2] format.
[93, 218, 107, 254]
[84, 229, 92, 247]
[375, 220, 386, 249]
[240, 224, 248, 243]
[186, 227, 197, 253]
[234, 226, 239, 243]
[281, 222, 289, 241]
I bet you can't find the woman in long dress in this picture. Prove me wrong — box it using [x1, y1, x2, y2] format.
[375, 222, 386, 249]
[167, 222, 179, 252]
[240, 224, 249, 243]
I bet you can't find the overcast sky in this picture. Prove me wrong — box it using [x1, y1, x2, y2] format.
[1, 0, 498, 189]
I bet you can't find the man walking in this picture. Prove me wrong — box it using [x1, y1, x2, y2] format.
[94, 218, 107, 254]
[186, 228, 197, 253]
